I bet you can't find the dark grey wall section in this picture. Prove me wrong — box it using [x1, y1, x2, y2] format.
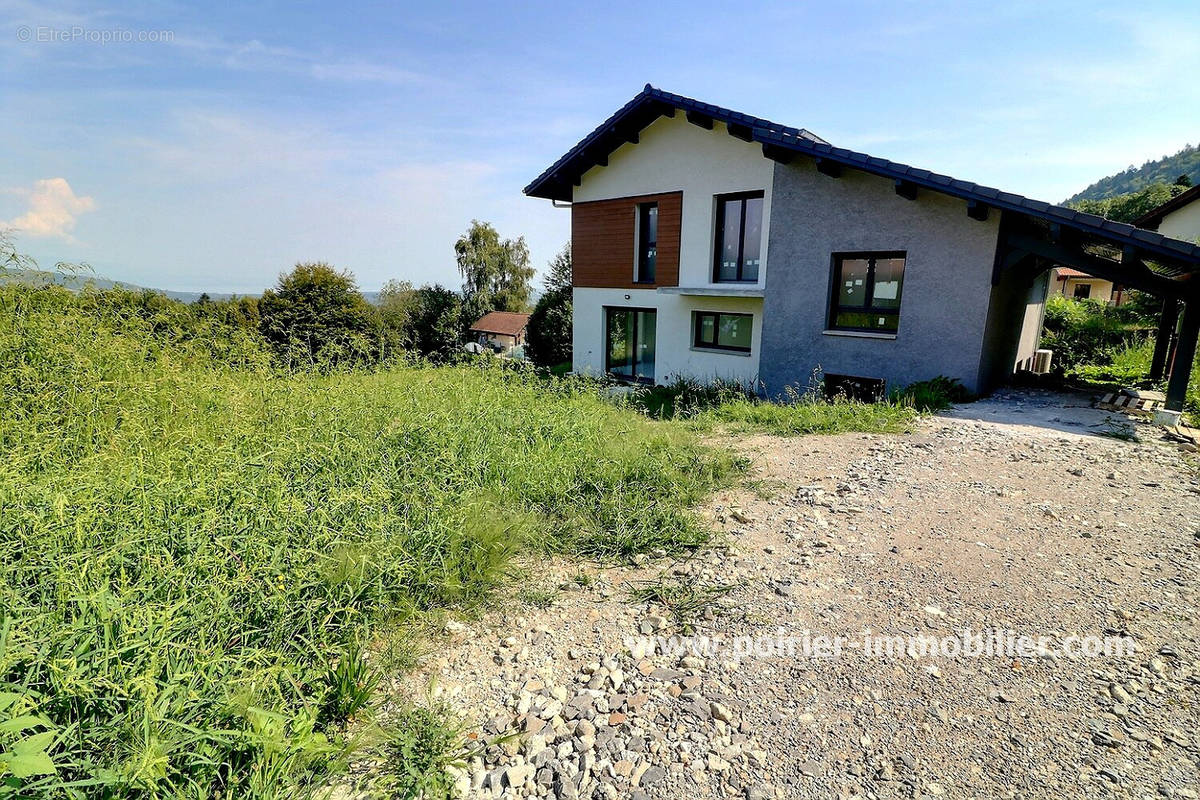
[978, 262, 1049, 388]
[760, 160, 1003, 396]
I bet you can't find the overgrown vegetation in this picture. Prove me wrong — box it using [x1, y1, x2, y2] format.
[1039, 293, 1200, 411]
[0, 282, 738, 798]
[627, 373, 967, 436]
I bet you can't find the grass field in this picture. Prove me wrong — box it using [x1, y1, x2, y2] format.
[0, 285, 740, 798]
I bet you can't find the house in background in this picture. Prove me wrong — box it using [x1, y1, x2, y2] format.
[524, 86, 1200, 407]
[468, 311, 529, 357]
[1135, 184, 1200, 244]
[1050, 268, 1129, 305]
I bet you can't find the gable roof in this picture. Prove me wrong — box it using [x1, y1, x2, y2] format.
[1134, 184, 1200, 230]
[469, 311, 529, 337]
[524, 86, 1200, 271]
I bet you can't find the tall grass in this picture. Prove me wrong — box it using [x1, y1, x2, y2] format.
[0, 285, 735, 798]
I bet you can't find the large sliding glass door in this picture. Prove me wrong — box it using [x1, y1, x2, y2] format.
[605, 307, 656, 382]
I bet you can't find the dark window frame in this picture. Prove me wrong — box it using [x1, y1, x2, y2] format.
[827, 250, 907, 334]
[692, 310, 753, 353]
[1073, 283, 1091, 300]
[712, 190, 764, 283]
[604, 306, 657, 383]
[635, 202, 658, 284]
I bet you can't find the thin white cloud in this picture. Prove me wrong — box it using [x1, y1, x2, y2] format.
[2, 178, 96, 240]
[169, 33, 433, 86]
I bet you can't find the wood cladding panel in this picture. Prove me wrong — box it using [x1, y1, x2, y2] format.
[571, 191, 681, 288]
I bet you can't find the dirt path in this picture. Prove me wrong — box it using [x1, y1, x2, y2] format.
[399, 410, 1200, 799]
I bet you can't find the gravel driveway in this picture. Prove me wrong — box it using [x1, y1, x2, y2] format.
[400, 402, 1199, 799]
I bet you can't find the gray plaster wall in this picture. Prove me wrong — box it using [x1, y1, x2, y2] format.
[759, 161, 1003, 396]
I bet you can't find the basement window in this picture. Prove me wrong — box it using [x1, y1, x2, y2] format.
[829, 252, 906, 333]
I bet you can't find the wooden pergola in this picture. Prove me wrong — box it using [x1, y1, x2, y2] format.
[991, 214, 1198, 411]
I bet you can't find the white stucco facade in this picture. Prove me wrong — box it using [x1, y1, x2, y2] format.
[571, 287, 764, 385]
[1158, 199, 1200, 244]
[571, 115, 774, 386]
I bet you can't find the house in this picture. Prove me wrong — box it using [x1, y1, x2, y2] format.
[1135, 184, 1200, 244]
[469, 311, 529, 356]
[1050, 268, 1129, 305]
[524, 86, 1200, 411]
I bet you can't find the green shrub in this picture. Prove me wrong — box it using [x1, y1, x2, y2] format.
[1040, 293, 1153, 370]
[891, 376, 973, 411]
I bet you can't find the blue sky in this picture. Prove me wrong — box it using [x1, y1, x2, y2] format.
[2, 0, 1197, 293]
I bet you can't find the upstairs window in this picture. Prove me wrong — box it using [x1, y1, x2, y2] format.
[829, 252, 906, 333]
[693, 311, 752, 352]
[636, 203, 657, 283]
[713, 191, 764, 282]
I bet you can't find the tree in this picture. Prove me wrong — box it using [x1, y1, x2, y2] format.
[258, 262, 376, 365]
[404, 284, 464, 361]
[1175, 174, 1193, 188]
[525, 244, 572, 368]
[1071, 182, 1189, 224]
[455, 220, 534, 320]
[543, 243, 572, 295]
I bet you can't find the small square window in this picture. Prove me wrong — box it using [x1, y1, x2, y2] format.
[693, 311, 752, 353]
[829, 252, 906, 333]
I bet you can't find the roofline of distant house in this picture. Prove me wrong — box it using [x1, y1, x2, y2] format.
[524, 85, 1200, 267]
[1134, 183, 1200, 230]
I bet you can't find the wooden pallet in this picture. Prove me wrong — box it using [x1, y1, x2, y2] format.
[1097, 392, 1164, 416]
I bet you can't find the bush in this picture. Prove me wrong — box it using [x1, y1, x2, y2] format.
[891, 376, 973, 411]
[258, 262, 379, 367]
[1040, 293, 1154, 371]
[525, 288, 572, 368]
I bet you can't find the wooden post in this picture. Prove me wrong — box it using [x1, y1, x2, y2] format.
[1165, 300, 1199, 412]
[1150, 297, 1180, 381]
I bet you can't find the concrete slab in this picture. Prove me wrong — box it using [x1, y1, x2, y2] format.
[940, 387, 1145, 441]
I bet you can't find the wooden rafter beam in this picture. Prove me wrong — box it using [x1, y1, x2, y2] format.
[685, 110, 713, 130]
[726, 122, 753, 141]
[761, 143, 793, 164]
[814, 157, 841, 178]
[967, 200, 989, 221]
[1004, 231, 1187, 299]
[894, 179, 917, 200]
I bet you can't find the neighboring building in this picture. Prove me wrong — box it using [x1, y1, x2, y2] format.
[523, 86, 1200, 400]
[1135, 184, 1200, 244]
[1050, 268, 1128, 304]
[469, 311, 529, 356]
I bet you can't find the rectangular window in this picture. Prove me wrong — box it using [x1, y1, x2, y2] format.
[693, 311, 752, 352]
[829, 251, 906, 333]
[636, 203, 657, 283]
[605, 307, 656, 381]
[713, 191, 764, 282]
[1073, 283, 1091, 300]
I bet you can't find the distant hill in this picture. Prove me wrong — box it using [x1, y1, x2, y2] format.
[0, 268, 236, 303]
[1065, 144, 1200, 204]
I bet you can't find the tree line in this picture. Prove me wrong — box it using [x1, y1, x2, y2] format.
[191, 220, 572, 369]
